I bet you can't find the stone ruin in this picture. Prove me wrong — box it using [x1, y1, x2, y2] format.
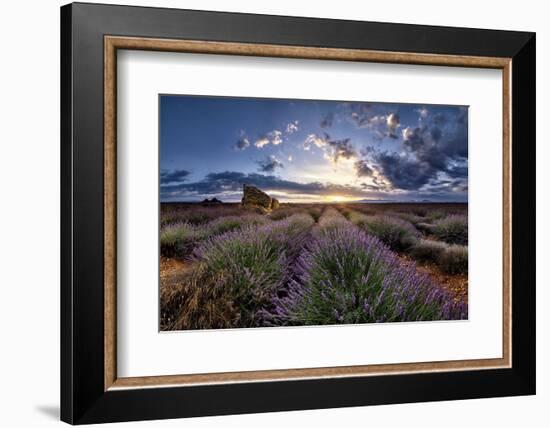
[241, 184, 279, 211]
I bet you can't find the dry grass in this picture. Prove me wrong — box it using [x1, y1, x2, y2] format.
[160, 261, 241, 330]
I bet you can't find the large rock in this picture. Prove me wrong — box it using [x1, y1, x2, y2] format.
[241, 184, 279, 211]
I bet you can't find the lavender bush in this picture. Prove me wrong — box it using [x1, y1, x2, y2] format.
[160, 214, 268, 257]
[409, 239, 468, 274]
[394, 211, 427, 226]
[268, 226, 467, 326]
[161, 205, 259, 226]
[426, 209, 447, 222]
[268, 207, 301, 220]
[409, 239, 448, 263]
[317, 207, 351, 232]
[346, 210, 372, 228]
[202, 214, 267, 236]
[160, 222, 199, 258]
[415, 222, 436, 234]
[354, 215, 420, 251]
[306, 206, 324, 222]
[187, 214, 315, 327]
[438, 244, 468, 274]
[432, 214, 468, 245]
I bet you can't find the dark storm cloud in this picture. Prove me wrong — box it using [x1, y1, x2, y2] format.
[354, 159, 374, 177]
[347, 103, 372, 128]
[327, 138, 356, 163]
[360, 174, 391, 192]
[235, 137, 250, 150]
[256, 155, 284, 173]
[430, 126, 443, 142]
[446, 164, 468, 178]
[386, 113, 400, 138]
[161, 171, 370, 200]
[421, 176, 468, 195]
[402, 127, 425, 151]
[233, 130, 251, 150]
[403, 109, 468, 163]
[302, 132, 356, 164]
[344, 103, 400, 140]
[374, 152, 436, 190]
[160, 169, 191, 184]
[433, 113, 448, 125]
[361, 107, 468, 191]
[360, 183, 380, 191]
[320, 112, 334, 128]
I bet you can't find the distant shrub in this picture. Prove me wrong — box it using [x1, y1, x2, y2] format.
[284, 212, 315, 230]
[201, 216, 245, 236]
[317, 207, 351, 232]
[161, 205, 253, 226]
[359, 215, 420, 252]
[202, 214, 267, 237]
[438, 245, 468, 274]
[182, 210, 212, 225]
[160, 211, 186, 227]
[409, 239, 448, 263]
[307, 206, 324, 222]
[351, 206, 376, 216]
[433, 215, 468, 245]
[409, 207, 428, 217]
[426, 209, 447, 221]
[337, 206, 353, 219]
[409, 239, 468, 275]
[161, 214, 270, 258]
[266, 226, 467, 326]
[416, 222, 436, 234]
[160, 222, 199, 257]
[393, 212, 426, 225]
[268, 207, 295, 220]
[347, 210, 372, 228]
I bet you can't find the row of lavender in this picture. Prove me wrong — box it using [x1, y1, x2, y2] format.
[340, 207, 468, 275]
[160, 205, 467, 330]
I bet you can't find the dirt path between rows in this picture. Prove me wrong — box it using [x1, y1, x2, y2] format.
[399, 254, 468, 303]
[160, 256, 191, 280]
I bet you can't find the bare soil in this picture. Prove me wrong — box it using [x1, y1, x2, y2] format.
[400, 253, 468, 303]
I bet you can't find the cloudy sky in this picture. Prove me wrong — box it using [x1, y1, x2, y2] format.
[160, 95, 468, 203]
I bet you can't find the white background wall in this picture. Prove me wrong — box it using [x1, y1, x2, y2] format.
[0, 0, 546, 426]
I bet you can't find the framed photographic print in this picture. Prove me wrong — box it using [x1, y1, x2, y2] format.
[61, 2, 535, 424]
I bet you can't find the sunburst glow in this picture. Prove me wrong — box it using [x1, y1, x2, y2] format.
[324, 195, 358, 203]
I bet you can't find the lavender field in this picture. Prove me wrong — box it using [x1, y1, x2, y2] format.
[160, 202, 468, 331]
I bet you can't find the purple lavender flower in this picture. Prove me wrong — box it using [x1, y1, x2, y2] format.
[271, 224, 466, 325]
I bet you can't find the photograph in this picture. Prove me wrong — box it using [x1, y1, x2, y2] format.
[159, 95, 469, 330]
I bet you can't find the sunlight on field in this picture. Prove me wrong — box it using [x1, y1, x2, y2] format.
[324, 195, 358, 203]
